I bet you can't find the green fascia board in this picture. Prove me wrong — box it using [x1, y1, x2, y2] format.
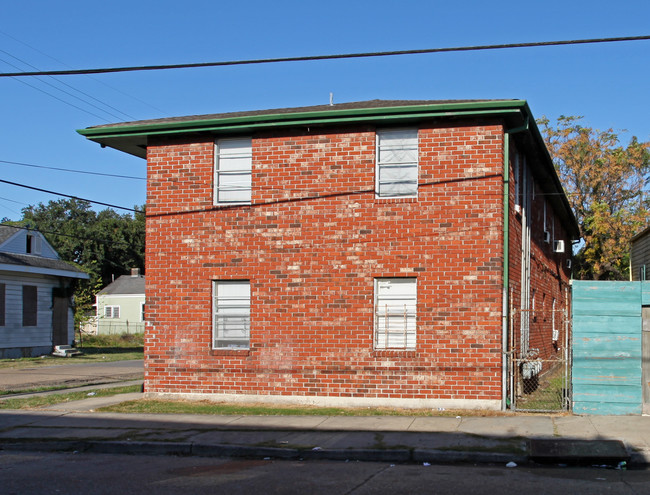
[77, 100, 529, 138]
[79, 108, 524, 141]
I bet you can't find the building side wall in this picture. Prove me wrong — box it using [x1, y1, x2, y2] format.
[97, 294, 145, 334]
[507, 140, 572, 367]
[144, 122, 507, 406]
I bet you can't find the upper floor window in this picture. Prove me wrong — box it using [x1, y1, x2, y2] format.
[214, 138, 252, 205]
[376, 129, 418, 198]
[25, 234, 41, 255]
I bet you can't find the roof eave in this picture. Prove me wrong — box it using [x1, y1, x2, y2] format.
[78, 100, 528, 159]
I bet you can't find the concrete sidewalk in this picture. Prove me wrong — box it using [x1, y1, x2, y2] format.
[1, 392, 649, 467]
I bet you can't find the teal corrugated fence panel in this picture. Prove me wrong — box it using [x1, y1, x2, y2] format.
[572, 281, 643, 415]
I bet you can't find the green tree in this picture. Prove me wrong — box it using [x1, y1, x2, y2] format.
[14, 199, 145, 326]
[539, 116, 649, 280]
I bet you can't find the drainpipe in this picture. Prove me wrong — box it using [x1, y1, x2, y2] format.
[502, 116, 529, 410]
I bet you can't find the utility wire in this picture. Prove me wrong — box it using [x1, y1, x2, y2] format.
[0, 223, 140, 251]
[0, 35, 648, 78]
[0, 29, 167, 115]
[0, 57, 111, 122]
[0, 159, 145, 180]
[0, 49, 135, 121]
[0, 178, 140, 213]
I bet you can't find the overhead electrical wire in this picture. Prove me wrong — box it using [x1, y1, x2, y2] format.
[0, 178, 140, 213]
[0, 49, 135, 122]
[0, 29, 167, 115]
[0, 159, 145, 180]
[0, 35, 648, 78]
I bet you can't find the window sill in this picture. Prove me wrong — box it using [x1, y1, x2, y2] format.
[372, 349, 417, 358]
[210, 348, 250, 357]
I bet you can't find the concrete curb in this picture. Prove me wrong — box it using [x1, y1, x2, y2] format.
[0, 440, 544, 466]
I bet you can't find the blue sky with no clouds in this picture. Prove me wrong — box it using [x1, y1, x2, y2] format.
[1, 0, 648, 220]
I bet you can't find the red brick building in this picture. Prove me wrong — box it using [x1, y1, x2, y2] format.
[80, 100, 579, 410]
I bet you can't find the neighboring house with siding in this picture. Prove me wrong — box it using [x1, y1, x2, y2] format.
[96, 268, 145, 334]
[0, 226, 89, 358]
[79, 99, 579, 411]
[631, 226, 650, 281]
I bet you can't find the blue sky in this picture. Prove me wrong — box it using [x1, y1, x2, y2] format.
[1, 0, 648, 220]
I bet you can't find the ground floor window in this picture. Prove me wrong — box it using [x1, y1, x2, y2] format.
[213, 280, 250, 349]
[22, 285, 37, 327]
[374, 278, 416, 349]
[104, 305, 120, 319]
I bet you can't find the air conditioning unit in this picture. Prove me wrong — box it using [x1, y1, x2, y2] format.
[553, 240, 565, 253]
[543, 231, 551, 243]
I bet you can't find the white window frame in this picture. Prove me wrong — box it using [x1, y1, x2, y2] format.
[376, 129, 419, 198]
[104, 305, 120, 319]
[214, 137, 252, 205]
[374, 278, 417, 350]
[213, 280, 250, 349]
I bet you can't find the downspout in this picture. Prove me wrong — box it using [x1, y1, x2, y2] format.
[502, 116, 529, 410]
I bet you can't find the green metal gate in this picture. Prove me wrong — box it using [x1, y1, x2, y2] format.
[572, 281, 644, 415]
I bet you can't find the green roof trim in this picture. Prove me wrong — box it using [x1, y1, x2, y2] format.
[79, 100, 528, 139]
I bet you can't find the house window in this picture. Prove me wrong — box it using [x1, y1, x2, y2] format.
[22, 285, 37, 326]
[376, 129, 418, 198]
[105, 305, 120, 319]
[552, 298, 559, 341]
[213, 280, 250, 349]
[140, 302, 145, 322]
[374, 278, 416, 349]
[25, 234, 41, 255]
[214, 138, 252, 204]
[0, 284, 5, 326]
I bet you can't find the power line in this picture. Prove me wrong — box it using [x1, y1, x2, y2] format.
[0, 29, 167, 116]
[0, 178, 140, 213]
[0, 49, 135, 122]
[0, 159, 145, 180]
[0, 223, 140, 253]
[0, 35, 648, 78]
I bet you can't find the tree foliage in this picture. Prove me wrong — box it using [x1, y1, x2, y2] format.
[12, 199, 145, 325]
[539, 116, 649, 280]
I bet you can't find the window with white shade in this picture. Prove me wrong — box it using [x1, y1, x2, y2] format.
[214, 138, 252, 204]
[376, 129, 418, 198]
[104, 305, 120, 319]
[374, 278, 416, 349]
[213, 280, 250, 349]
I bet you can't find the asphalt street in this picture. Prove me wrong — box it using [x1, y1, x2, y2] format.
[1, 451, 648, 495]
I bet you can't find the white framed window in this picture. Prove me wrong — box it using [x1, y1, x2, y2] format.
[213, 280, 250, 349]
[104, 305, 120, 319]
[374, 278, 416, 349]
[376, 129, 418, 198]
[551, 298, 559, 341]
[214, 138, 252, 204]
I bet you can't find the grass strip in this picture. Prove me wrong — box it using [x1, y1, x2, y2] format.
[99, 399, 515, 417]
[0, 385, 142, 410]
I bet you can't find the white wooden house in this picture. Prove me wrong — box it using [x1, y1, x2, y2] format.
[0, 226, 89, 358]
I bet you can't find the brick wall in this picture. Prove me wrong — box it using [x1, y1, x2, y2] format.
[144, 121, 508, 407]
